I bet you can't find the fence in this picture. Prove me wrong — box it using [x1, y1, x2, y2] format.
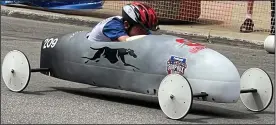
[101, 0, 274, 34]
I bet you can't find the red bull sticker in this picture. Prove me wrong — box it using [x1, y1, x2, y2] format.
[186, 42, 203, 46]
[167, 56, 187, 75]
[176, 38, 206, 53]
[189, 45, 206, 53]
[176, 38, 185, 43]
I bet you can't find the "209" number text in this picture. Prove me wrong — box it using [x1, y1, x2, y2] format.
[43, 38, 58, 49]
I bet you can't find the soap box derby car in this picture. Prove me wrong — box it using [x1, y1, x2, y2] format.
[2, 31, 274, 120]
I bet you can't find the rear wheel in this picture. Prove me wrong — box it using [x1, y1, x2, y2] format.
[1, 50, 31, 92]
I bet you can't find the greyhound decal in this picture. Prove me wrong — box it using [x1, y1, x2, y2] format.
[82, 47, 140, 70]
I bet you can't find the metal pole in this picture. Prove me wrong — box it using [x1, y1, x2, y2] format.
[193, 92, 208, 98]
[31, 68, 50, 72]
[240, 88, 257, 93]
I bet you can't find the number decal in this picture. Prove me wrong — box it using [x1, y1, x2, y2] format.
[50, 38, 58, 48]
[43, 38, 58, 49]
[46, 38, 52, 48]
[43, 39, 49, 49]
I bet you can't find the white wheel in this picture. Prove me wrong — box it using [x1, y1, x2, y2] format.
[264, 35, 274, 54]
[158, 74, 193, 120]
[240, 68, 273, 112]
[1, 50, 31, 92]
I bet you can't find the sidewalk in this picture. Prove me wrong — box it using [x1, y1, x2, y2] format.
[1, 5, 269, 49]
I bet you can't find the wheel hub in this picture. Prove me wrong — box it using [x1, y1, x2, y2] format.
[170, 94, 174, 99]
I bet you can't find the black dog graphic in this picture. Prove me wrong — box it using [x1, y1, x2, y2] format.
[82, 47, 140, 70]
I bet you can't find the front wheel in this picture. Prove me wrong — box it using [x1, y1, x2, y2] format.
[240, 68, 273, 112]
[158, 74, 193, 120]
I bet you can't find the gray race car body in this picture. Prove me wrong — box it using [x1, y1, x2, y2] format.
[2, 30, 273, 120]
[39, 31, 240, 103]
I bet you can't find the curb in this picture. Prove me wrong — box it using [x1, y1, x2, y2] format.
[1, 5, 265, 49]
[1, 6, 101, 27]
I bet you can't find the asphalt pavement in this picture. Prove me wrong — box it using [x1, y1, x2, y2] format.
[1, 16, 275, 124]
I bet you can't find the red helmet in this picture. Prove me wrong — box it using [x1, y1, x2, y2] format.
[122, 2, 159, 31]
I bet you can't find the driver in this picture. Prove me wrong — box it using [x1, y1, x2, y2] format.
[86, 2, 160, 42]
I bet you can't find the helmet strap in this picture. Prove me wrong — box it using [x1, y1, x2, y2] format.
[126, 24, 135, 35]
